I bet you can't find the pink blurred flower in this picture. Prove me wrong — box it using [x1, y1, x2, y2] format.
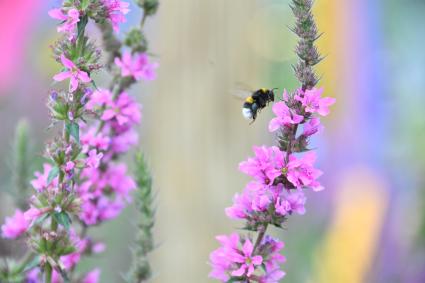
[86, 149, 103, 169]
[24, 207, 46, 224]
[85, 89, 113, 110]
[258, 269, 286, 283]
[81, 127, 111, 153]
[31, 164, 57, 192]
[53, 55, 91, 92]
[65, 161, 75, 172]
[1, 210, 29, 239]
[115, 52, 159, 81]
[102, 0, 130, 31]
[101, 92, 141, 126]
[98, 197, 125, 221]
[48, 8, 80, 38]
[105, 163, 136, 200]
[80, 202, 99, 225]
[82, 268, 101, 283]
[110, 128, 139, 153]
[295, 87, 335, 116]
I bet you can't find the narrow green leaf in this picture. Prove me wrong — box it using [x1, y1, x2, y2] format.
[77, 15, 88, 39]
[53, 211, 71, 231]
[91, 80, 99, 90]
[47, 166, 59, 185]
[66, 122, 80, 144]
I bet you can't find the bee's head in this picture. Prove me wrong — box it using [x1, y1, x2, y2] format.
[269, 88, 278, 101]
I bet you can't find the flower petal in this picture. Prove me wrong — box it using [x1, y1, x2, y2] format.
[60, 54, 76, 69]
[242, 239, 254, 256]
[78, 71, 91, 83]
[48, 8, 66, 20]
[53, 71, 71, 82]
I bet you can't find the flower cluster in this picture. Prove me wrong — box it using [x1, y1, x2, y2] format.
[210, 0, 334, 281]
[115, 51, 159, 81]
[1, 0, 159, 282]
[210, 233, 285, 283]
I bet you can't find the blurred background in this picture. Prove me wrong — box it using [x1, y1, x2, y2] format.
[0, 0, 424, 282]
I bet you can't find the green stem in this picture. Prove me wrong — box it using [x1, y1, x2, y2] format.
[45, 263, 52, 283]
[253, 224, 268, 254]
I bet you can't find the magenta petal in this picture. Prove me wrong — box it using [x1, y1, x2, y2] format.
[78, 71, 91, 83]
[114, 57, 123, 68]
[101, 110, 116, 121]
[251, 255, 263, 265]
[48, 8, 66, 20]
[231, 265, 246, 277]
[116, 115, 129, 126]
[53, 71, 71, 81]
[70, 76, 79, 92]
[293, 113, 304, 123]
[60, 55, 76, 69]
[242, 239, 253, 256]
[246, 264, 255, 277]
[268, 118, 280, 132]
[322, 97, 336, 106]
[82, 268, 100, 283]
[68, 8, 80, 20]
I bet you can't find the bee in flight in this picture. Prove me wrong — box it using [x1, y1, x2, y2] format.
[242, 88, 277, 122]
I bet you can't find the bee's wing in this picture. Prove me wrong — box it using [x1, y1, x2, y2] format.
[231, 89, 252, 101]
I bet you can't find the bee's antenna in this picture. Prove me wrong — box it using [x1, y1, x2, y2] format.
[271, 88, 279, 92]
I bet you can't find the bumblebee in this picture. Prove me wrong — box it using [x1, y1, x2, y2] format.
[242, 88, 276, 122]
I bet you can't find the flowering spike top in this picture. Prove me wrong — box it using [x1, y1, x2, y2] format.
[210, 0, 334, 281]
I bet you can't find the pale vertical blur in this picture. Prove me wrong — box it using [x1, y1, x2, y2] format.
[147, 1, 268, 281]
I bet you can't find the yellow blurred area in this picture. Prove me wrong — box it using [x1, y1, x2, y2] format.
[312, 167, 388, 283]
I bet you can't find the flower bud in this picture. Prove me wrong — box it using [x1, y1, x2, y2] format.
[137, 0, 159, 16]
